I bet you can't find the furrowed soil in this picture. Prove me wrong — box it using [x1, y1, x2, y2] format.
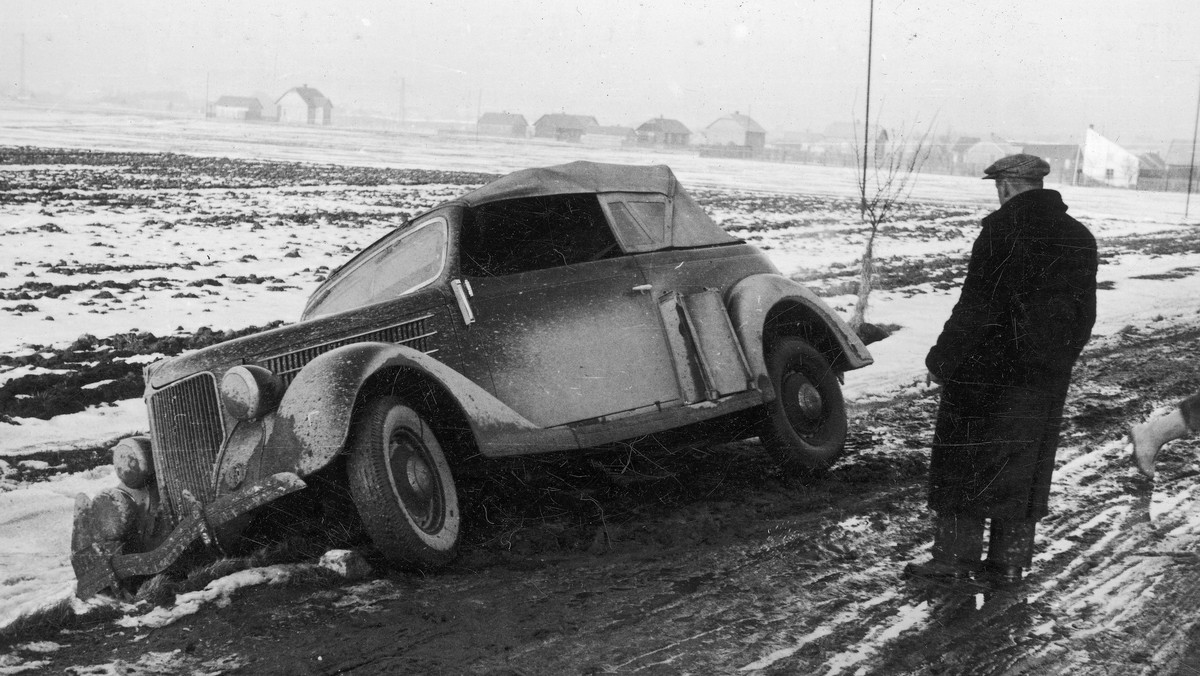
[4, 147, 1200, 674]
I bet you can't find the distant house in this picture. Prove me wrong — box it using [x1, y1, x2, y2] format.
[1080, 128, 1138, 188]
[532, 113, 598, 142]
[213, 95, 263, 120]
[636, 117, 691, 146]
[1164, 139, 1200, 191]
[477, 112, 528, 138]
[1137, 152, 1168, 190]
[704, 112, 766, 149]
[582, 125, 636, 147]
[960, 138, 1020, 177]
[949, 136, 981, 166]
[1021, 143, 1080, 184]
[277, 85, 333, 125]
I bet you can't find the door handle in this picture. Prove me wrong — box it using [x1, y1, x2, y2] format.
[632, 284, 653, 294]
[451, 279, 475, 325]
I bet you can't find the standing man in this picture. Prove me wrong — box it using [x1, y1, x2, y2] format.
[905, 154, 1098, 585]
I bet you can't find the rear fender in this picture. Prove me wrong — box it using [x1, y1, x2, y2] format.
[725, 274, 873, 388]
[255, 342, 573, 479]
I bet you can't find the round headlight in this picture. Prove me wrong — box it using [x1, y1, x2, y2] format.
[113, 436, 154, 489]
[220, 365, 283, 420]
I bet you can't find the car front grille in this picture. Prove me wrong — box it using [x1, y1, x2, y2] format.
[147, 372, 225, 518]
[257, 314, 437, 385]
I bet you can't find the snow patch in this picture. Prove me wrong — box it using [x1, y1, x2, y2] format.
[115, 564, 309, 630]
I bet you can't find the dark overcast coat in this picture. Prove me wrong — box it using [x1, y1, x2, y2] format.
[925, 188, 1097, 521]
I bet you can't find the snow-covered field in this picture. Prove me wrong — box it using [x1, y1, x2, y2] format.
[2, 103, 1199, 650]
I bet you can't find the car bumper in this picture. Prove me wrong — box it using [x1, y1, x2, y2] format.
[73, 472, 306, 599]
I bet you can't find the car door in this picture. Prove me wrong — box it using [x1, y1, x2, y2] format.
[455, 194, 682, 428]
[598, 193, 756, 404]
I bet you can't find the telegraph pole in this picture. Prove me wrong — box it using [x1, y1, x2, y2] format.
[1186, 72, 1200, 220]
[861, 0, 875, 218]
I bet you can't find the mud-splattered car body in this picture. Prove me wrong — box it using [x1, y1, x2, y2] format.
[72, 161, 872, 597]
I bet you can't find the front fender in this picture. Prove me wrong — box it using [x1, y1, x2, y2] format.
[256, 342, 572, 479]
[726, 273, 873, 382]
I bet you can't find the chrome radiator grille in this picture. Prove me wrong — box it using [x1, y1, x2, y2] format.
[148, 372, 225, 517]
[257, 315, 436, 385]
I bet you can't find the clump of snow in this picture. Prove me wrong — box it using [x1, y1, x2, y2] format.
[318, 549, 373, 581]
[117, 353, 165, 364]
[0, 655, 49, 675]
[115, 564, 310, 630]
[16, 642, 61, 653]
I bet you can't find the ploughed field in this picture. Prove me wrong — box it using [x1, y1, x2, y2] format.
[4, 147, 1200, 674]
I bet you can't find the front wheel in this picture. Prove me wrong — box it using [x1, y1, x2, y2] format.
[347, 396, 460, 569]
[760, 337, 848, 471]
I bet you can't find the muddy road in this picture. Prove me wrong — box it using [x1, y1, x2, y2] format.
[6, 320, 1199, 675]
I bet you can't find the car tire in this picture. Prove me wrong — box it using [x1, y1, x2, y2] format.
[760, 337, 848, 471]
[347, 396, 460, 569]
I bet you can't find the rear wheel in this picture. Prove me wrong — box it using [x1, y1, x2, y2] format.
[347, 396, 460, 569]
[760, 337, 847, 471]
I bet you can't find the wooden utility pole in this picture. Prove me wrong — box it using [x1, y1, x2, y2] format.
[861, 0, 875, 218]
[1186, 72, 1200, 220]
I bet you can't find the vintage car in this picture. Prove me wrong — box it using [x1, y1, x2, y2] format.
[71, 161, 873, 597]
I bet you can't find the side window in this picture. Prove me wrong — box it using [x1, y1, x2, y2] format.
[306, 218, 447, 317]
[460, 194, 620, 277]
[600, 194, 669, 252]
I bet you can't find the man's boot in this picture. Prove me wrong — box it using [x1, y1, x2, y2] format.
[983, 519, 1035, 585]
[904, 514, 984, 581]
[1131, 409, 1190, 479]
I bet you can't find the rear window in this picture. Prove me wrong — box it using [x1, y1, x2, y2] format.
[459, 194, 620, 277]
[305, 217, 448, 318]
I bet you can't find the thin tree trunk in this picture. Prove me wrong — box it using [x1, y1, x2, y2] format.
[851, 232, 876, 330]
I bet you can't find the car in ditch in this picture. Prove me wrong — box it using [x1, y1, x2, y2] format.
[71, 161, 874, 598]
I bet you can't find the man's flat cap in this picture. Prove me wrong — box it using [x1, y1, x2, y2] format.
[982, 153, 1051, 180]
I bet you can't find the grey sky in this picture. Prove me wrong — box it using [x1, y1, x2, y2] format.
[5, 0, 1198, 144]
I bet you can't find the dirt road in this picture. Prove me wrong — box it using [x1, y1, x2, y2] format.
[5, 320, 1198, 675]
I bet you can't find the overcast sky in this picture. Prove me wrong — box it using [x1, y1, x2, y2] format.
[4, 0, 1199, 145]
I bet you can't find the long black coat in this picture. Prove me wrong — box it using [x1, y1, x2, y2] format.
[925, 189, 1097, 521]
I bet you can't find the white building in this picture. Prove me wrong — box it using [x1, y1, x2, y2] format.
[1080, 128, 1138, 188]
[277, 85, 333, 125]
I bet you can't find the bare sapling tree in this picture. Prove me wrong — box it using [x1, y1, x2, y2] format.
[849, 119, 934, 332]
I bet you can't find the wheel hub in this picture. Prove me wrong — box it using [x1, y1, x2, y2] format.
[387, 430, 443, 533]
[782, 371, 824, 428]
[406, 456, 434, 496]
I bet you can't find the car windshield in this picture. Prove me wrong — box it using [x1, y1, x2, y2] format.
[304, 218, 447, 318]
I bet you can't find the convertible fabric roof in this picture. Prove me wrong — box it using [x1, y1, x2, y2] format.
[456, 161, 737, 250]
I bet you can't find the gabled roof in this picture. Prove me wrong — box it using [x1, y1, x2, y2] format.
[278, 86, 332, 108]
[637, 117, 691, 135]
[533, 113, 598, 130]
[214, 96, 263, 109]
[453, 161, 738, 251]
[478, 112, 528, 126]
[707, 113, 765, 134]
[1138, 152, 1167, 171]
